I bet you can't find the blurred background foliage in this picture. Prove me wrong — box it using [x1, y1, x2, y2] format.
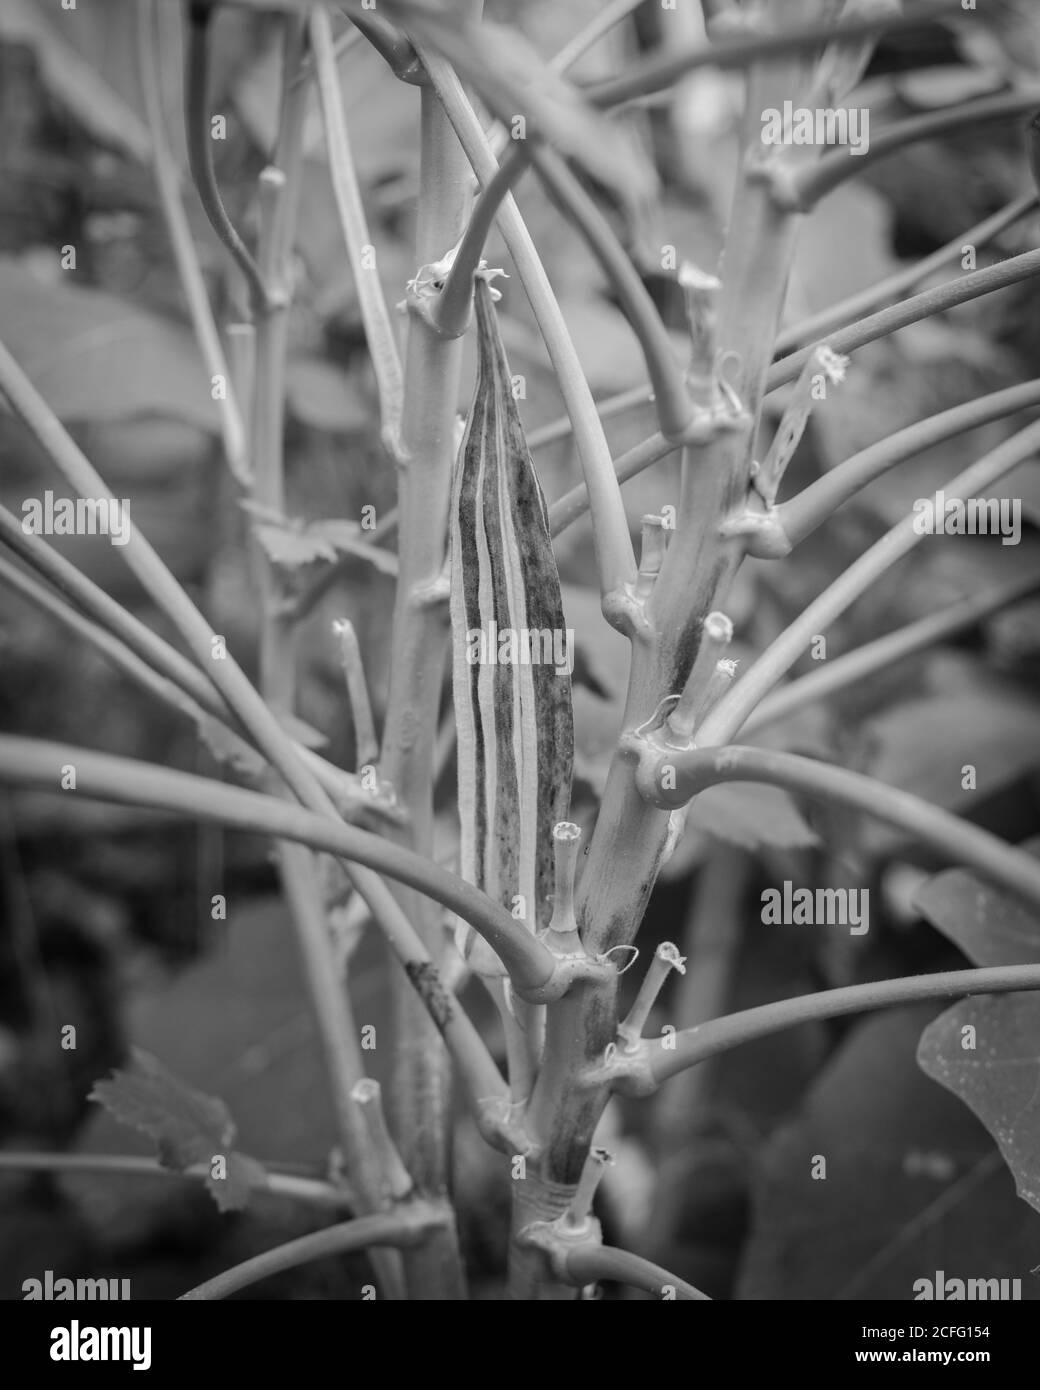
[2, 0, 1040, 1299]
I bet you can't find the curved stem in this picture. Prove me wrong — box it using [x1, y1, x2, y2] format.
[311, 6, 405, 447]
[183, 2, 268, 312]
[0, 736, 554, 1000]
[435, 142, 527, 338]
[698, 412, 1040, 743]
[528, 383, 649, 452]
[638, 744, 1040, 912]
[550, 0, 645, 75]
[0, 511, 400, 827]
[774, 193, 1038, 355]
[648, 964, 1040, 1088]
[179, 1204, 444, 1300]
[767, 248, 1040, 396]
[0, 333, 439, 1007]
[787, 90, 1040, 212]
[528, 145, 691, 441]
[0, 1151, 351, 1209]
[549, 431, 679, 537]
[745, 569, 1040, 734]
[424, 52, 637, 602]
[561, 1243, 711, 1300]
[136, 0, 248, 483]
[583, 0, 958, 109]
[777, 379, 1040, 549]
[534, 240, 1040, 449]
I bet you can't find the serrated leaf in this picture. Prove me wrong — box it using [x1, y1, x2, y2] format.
[686, 782, 819, 853]
[253, 518, 397, 576]
[0, 262, 218, 430]
[914, 844, 1040, 967]
[918, 994, 1040, 1215]
[90, 1048, 267, 1211]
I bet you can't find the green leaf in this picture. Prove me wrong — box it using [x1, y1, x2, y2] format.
[914, 845, 1040, 967]
[918, 994, 1040, 1215]
[0, 261, 218, 430]
[90, 1048, 268, 1213]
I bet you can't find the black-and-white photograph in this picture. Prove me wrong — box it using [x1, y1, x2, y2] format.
[1, 0, 1039, 1350]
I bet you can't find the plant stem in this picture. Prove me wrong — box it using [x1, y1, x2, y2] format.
[375, 41, 481, 1297]
[0, 737, 514, 1102]
[435, 142, 526, 338]
[745, 571, 1040, 734]
[583, 0, 961, 109]
[311, 6, 405, 449]
[528, 384, 649, 452]
[423, 51, 637, 604]
[548, 432, 679, 537]
[136, 0, 248, 484]
[698, 412, 1040, 743]
[636, 744, 1040, 912]
[774, 193, 1038, 354]
[529, 211, 1040, 451]
[776, 379, 1040, 549]
[0, 511, 398, 826]
[0, 1151, 352, 1209]
[183, 1, 269, 312]
[560, 1244, 710, 1300]
[179, 1203, 445, 1300]
[768, 249, 1040, 396]
[527, 146, 691, 441]
[785, 90, 1040, 211]
[520, 0, 825, 1299]
[647, 964, 1040, 1088]
[549, 0, 646, 76]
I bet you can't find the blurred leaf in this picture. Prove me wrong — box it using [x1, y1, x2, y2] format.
[253, 515, 398, 576]
[685, 782, 819, 854]
[286, 357, 373, 433]
[919, 994, 1040, 1215]
[90, 1047, 268, 1212]
[0, 261, 218, 430]
[913, 842, 1040, 967]
[1, 0, 150, 163]
[738, 1006, 1040, 1299]
[862, 689, 1040, 818]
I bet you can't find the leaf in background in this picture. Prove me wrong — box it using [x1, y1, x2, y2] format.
[919, 994, 1040, 1215]
[0, 261, 217, 430]
[685, 782, 819, 854]
[0, 0, 150, 163]
[738, 1005, 1040, 1299]
[378, 4, 655, 214]
[252, 516, 398, 576]
[90, 1048, 268, 1213]
[913, 842, 1040, 967]
[861, 689, 1040, 825]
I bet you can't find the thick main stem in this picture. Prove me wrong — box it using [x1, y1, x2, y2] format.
[378, 67, 475, 1301]
[518, 0, 827, 1296]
